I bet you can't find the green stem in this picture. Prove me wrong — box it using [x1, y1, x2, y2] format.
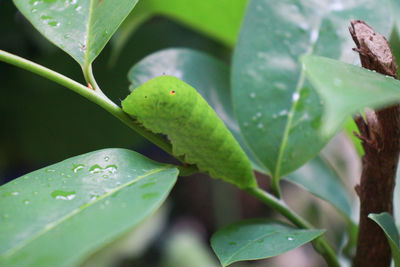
[245, 187, 339, 267]
[271, 177, 282, 198]
[0, 49, 178, 160]
[0, 49, 337, 265]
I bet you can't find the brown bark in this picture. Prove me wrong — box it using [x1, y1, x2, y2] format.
[350, 20, 400, 267]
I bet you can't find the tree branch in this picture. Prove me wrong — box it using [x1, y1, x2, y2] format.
[350, 20, 400, 267]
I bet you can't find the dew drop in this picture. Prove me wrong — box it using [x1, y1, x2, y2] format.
[106, 165, 117, 174]
[104, 156, 109, 162]
[48, 21, 60, 27]
[257, 123, 264, 128]
[298, 22, 309, 31]
[310, 29, 319, 43]
[249, 92, 256, 98]
[89, 164, 103, 174]
[287, 237, 294, 241]
[279, 110, 288, 116]
[30, 0, 40, 6]
[12, 192, 19, 196]
[102, 29, 109, 37]
[73, 164, 85, 173]
[23, 199, 30, 205]
[75, 5, 82, 11]
[51, 190, 76, 200]
[46, 169, 56, 173]
[292, 92, 300, 102]
[90, 193, 100, 201]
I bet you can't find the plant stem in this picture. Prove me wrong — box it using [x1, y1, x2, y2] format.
[0, 50, 337, 265]
[245, 187, 339, 267]
[0, 49, 179, 161]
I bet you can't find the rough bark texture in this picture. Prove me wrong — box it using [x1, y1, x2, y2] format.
[350, 20, 400, 267]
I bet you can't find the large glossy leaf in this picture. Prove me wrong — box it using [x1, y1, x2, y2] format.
[127, 48, 356, 210]
[302, 55, 400, 136]
[232, 0, 392, 181]
[13, 0, 138, 68]
[0, 148, 178, 266]
[211, 219, 325, 266]
[127, 48, 265, 173]
[369, 213, 400, 266]
[111, 0, 247, 61]
[285, 156, 352, 220]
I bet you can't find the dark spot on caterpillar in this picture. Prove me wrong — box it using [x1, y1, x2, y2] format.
[170, 90, 176, 95]
[144, 96, 147, 98]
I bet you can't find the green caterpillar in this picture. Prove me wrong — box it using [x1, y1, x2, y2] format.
[122, 76, 257, 189]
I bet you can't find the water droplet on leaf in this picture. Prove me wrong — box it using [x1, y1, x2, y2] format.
[51, 190, 76, 200]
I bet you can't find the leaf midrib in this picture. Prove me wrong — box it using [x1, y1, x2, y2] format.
[0, 165, 173, 260]
[272, 21, 321, 180]
[83, 0, 96, 68]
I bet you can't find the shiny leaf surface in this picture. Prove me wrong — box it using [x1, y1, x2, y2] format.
[232, 0, 392, 180]
[0, 148, 178, 266]
[302, 55, 400, 136]
[211, 219, 324, 266]
[13, 0, 138, 68]
[285, 156, 352, 220]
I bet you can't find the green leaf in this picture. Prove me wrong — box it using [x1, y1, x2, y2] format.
[13, 0, 138, 68]
[232, 0, 393, 181]
[145, 0, 247, 47]
[127, 48, 266, 174]
[111, 0, 247, 60]
[211, 219, 325, 266]
[302, 55, 400, 136]
[369, 212, 400, 266]
[343, 117, 364, 156]
[285, 156, 352, 220]
[0, 148, 178, 267]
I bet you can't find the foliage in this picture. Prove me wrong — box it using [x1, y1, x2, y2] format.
[1, 0, 399, 266]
